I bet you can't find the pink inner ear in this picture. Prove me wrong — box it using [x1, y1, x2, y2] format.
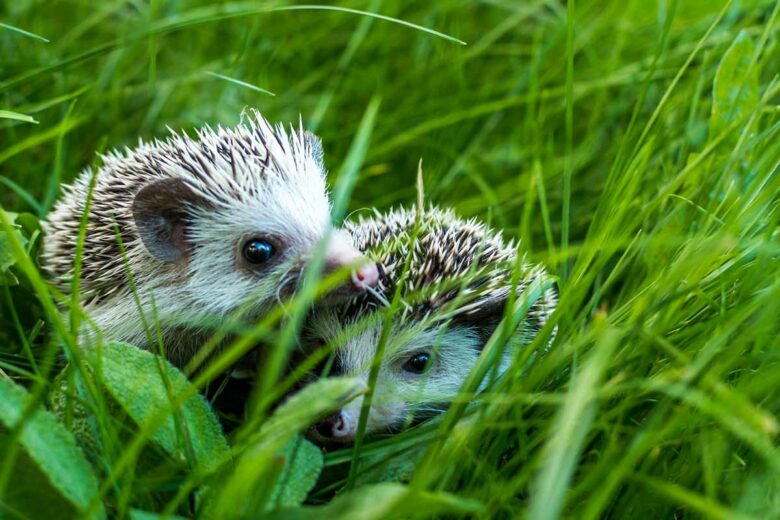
[167, 211, 193, 260]
[132, 178, 205, 264]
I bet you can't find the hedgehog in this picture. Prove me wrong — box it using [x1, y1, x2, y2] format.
[296, 206, 557, 444]
[42, 109, 379, 366]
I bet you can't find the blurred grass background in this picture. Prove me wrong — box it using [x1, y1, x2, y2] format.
[5, 0, 770, 227]
[2, 0, 780, 518]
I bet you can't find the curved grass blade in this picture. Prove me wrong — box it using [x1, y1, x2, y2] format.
[0, 110, 38, 124]
[0, 22, 49, 42]
[1, 3, 463, 91]
[271, 5, 466, 45]
[204, 71, 275, 97]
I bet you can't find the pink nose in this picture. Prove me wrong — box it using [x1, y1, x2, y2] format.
[351, 261, 379, 291]
[323, 231, 379, 293]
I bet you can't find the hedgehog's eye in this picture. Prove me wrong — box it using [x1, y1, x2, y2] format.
[243, 239, 275, 264]
[402, 352, 431, 374]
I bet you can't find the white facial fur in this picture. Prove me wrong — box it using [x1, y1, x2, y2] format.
[69, 114, 350, 362]
[183, 156, 332, 317]
[304, 307, 517, 441]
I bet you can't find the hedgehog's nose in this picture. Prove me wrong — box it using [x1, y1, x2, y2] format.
[323, 231, 379, 293]
[315, 411, 353, 440]
[352, 261, 379, 291]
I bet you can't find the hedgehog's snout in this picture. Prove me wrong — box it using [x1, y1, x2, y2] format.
[313, 410, 355, 441]
[351, 260, 379, 291]
[308, 410, 357, 446]
[322, 231, 379, 295]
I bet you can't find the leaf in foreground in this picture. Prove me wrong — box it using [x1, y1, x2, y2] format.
[268, 436, 324, 510]
[710, 30, 759, 146]
[203, 377, 363, 518]
[0, 378, 105, 519]
[94, 342, 228, 472]
[0, 210, 26, 273]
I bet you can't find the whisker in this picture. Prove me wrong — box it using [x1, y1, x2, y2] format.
[364, 284, 390, 307]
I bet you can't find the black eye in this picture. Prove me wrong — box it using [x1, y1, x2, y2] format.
[402, 353, 431, 374]
[243, 239, 275, 264]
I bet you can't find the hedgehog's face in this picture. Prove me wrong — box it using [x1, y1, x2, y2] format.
[131, 150, 378, 321]
[302, 309, 509, 445]
[184, 175, 362, 316]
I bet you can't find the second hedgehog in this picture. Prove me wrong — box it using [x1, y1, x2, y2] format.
[299, 207, 557, 444]
[43, 110, 378, 365]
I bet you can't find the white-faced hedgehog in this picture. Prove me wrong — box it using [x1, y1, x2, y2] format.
[299, 206, 557, 444]
[42, 109, 378, 365]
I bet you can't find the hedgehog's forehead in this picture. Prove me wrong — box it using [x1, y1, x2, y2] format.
[339, 210, 516, 320]
[119, 110, 328, 208]
[180, 156, 324, 199]
[309, 308, 432, 364]
[185, 160, 329, 213]
[190, 177, 331, 247]
[169, 131, 326, 205]
[340, 322, 438, 370]
[160, 117, 331, 241]
[310, 308, 481, 378]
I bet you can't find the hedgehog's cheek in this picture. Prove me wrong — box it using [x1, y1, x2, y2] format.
[343, 397, 408, 437]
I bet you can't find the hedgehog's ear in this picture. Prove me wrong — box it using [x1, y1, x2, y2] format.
[454, 287, 557, 346]
[132, 178, 205, 263]
[453, 292, 510, 345]
[454, 287, 550, 346]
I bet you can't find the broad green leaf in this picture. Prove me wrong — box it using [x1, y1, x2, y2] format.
[203, 377, 363, 518]
[204, 435, 324, 517]
[95, 342, 228, 472]
[0, 211, 40, 285]
[710, 30, 759, 145]
[263, 483, 482, 520]
[0, 378, 105, 519]
[261, 376, 366, 439]
[354, 442, 427, 486]
[49, 369, 111, 466]
[0, 210, 26, 273]
[268, 436, 324, 510]
[14, 211, 42, 239]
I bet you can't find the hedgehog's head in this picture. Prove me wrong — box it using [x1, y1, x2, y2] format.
[130, 114, 378, 320]
[299, 207, 556, 445]
[303, 305, 520, 444]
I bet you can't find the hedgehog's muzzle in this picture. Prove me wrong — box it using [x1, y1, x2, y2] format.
[320, 230, 379, 297]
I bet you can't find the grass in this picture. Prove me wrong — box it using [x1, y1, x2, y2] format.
[1, 0, 780, 518]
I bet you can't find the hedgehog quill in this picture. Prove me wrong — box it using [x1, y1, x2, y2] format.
[43, 110, 379, 366]
[298, 207, 557, 444]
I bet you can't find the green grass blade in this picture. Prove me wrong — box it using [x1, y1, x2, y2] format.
[204, 71, 275, 97]
[0, 110, 38, 124]
[0, 22, 49, 43]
